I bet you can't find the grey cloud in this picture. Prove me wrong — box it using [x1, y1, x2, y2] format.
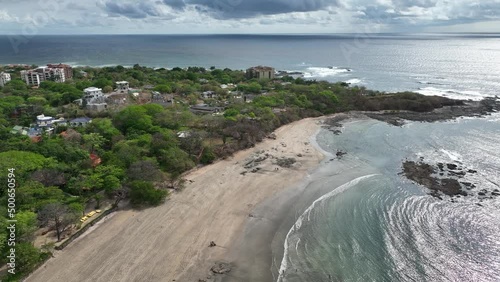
[354, 0, 500, 24]
[392, 0, 439, 9]
[99, 0, 500, 28]
[103, 2, 163, 19]
[186, 0, 340, 19]
[101, 0, 340, 19]
[162, 0, 187, 10]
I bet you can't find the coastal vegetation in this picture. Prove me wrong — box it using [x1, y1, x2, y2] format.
[0, 64, 467, 280]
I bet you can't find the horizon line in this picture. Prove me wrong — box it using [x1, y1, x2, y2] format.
[1, 32, 500, 36]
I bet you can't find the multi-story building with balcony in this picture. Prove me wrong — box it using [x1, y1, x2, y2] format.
[0, 72, 11, 87]
[21, 67, 66, 87]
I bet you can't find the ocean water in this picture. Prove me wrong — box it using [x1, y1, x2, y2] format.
[277, 115, 500, 282]
[1, 34, 500, 100]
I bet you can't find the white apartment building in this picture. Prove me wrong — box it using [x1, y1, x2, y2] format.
[116, 81, 129, 92]
[83, 87, 108, 111]
[20, 70, 41, 86]
[0, 72, 11, 87]
[20, 67, 66, 87]
[84, 87, 104, 99]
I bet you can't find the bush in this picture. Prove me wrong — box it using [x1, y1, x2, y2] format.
[200, 147, 216, 164]
[129, 181, 168, 207]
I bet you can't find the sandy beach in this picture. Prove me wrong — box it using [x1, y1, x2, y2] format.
[26, 117, 325, 282]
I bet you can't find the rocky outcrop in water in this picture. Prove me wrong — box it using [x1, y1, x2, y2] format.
[400, 159, 500, 202]
[402, 161, 468, 199]
[323, 114, 350, 134]
[367, 97, 500, 126]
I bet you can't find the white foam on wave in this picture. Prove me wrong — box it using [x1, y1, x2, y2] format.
[487, 112, 500, 122]
[345, 78, 362, 84]
[416, 87, 489, 101]
[70, 63, 134, 68]
[277, 174, 379, 282]
[303, 67, 350, 78]
[417, 81, 447, 86]
[439, 149, 463, 162]
[60, 61, 78, 66]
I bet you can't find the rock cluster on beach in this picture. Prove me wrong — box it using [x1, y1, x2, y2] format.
[402, 159, 499, 201]
[322, 113, 350, 135]
[210, 262, 231, 274]
[239, 143, 309, 175]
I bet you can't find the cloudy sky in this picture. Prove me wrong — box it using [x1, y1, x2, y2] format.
[0, 0, 499, 34]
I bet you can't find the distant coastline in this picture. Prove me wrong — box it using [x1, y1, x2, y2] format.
[1, 34, 500, 100]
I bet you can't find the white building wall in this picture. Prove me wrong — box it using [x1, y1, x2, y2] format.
[21, 70, 41, 86]
[0, 72, 11, 87]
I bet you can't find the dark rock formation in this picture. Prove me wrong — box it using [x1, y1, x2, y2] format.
[336, 150, 347, 158]
[367, 97, 500, 126]
[402, 161, 468, 198]
[211, 262, 231, 274]
[276, 157, 297, 168]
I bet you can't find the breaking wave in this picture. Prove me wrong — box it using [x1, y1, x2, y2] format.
[416, 87, 490, 101]
[303, 67, 351, 79]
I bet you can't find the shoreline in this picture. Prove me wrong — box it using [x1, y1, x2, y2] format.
[224, 117, 380, 282]
[25, 117, 325, 282]
[220, 125, 331, 282]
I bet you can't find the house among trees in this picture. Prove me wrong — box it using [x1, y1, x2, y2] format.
[36, 114, 67, 128]
[20, 65, 70, 86]
[246, 66, 275, 80]
[201, 91, 217, 99]
[80, 87, 108, 111]
[10, 125, 28, 135]
[36, 114, 55, 128]
[12, 114, 69, 137]
[69, 117, 92, 127]
[47, 63, 73, 80]
[190, 104, 224, 115]
[0, 72, 11, 87]
[151, 91, 174, 107]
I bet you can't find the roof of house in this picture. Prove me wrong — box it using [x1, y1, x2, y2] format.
[70, 117, 92, 123]
[11, 126, 28, 135]
[37, 114, 54, 121]
[47, 63, 72, 68]
[191, 104, 224, 112]
[84, 87, 102, 92]
[248, 66, 274, 72]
